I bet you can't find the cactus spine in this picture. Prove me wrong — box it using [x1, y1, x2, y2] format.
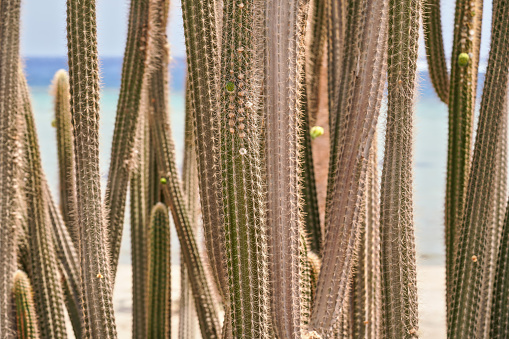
[20, 72, 68, 339]
[448, 0, 509, 335]
[147, 203, 171, 338]
[52, 70, 79, 250]
[106, 0, 151, 280]
[66, 0, 117, 336]
[380, 0, 420, 336]
[0, 1, 22, 337]
[311, 0, 388, 333]
[147, 1, 220, 337]
[12, 271, 39, 339]
[422, 0, 449, 103]
[444, 0, 483, 307]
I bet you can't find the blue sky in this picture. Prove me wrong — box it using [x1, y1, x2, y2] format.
[21, 0, 492, 64]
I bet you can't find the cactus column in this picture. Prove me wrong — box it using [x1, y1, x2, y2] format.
[66, 0, 117, 336]
[12, 271, 39, 339]
[0, 0, 21, 337]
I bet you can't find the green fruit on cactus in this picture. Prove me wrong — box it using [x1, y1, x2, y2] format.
[160, 177, 167, 184]
[310, 126, 324, 140]
[458, 53, 470, 67]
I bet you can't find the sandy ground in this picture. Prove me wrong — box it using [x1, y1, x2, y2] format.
[66, 263, 446, 338]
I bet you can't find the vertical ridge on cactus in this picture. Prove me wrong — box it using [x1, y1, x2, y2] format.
[147, 203, 171, 338]
[130, 103, 150, 339]
[449, 0, 509, 335]
[264, 0, 309, 336]
[444, 0, 483, 307]
[66, 0, 117, 336]
[19, 72, 68, 339]
[12, 271, 39, 339]
[311, 0, 388, 332]
[422, 0, 449, 104]
[105, 0, 151, 280]
[52, 70, 79, 251]
[0, 1, 22, 337]
[180, 0, 229, 297]
[380, 0, 420, 336]
[147, 1, 220, 336]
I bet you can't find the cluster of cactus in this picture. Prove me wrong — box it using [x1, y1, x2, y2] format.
[1, 0, 509, 337]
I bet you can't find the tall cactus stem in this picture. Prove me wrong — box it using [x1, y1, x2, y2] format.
[12, 271, 39, 339]
[20, 72, 68, 339]
[422, 0, 449, 103]
[0, 1, 22, 337]
[310, 0, 388, 332]
[66, 0, 117, 336]
[105, 0, 152, 280]
[444, 0, 483, 307]
[380, 0, 421, 336]
[147, 1, 220, 336]
[147, 203, 171, 338]
[449, 0, 509, 335]
[52, 70, 79, 250]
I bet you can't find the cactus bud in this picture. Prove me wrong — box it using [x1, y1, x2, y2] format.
[458, 53, 469, 67]
[160, 177, 167, 184]
[310, 126, 324, 140]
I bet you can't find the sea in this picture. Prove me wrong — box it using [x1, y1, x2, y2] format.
[23, 56, 467, 267]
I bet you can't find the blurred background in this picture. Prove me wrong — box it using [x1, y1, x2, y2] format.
[19, 0, 495, 337]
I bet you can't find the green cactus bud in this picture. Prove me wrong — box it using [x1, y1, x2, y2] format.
[310, 126, 324, 140]
[12, 271, 39, 339]
[51, 120, 56, 128]
[226, 81, 236, 92]
[458, 53, 470, 67]
[160, 177, 167, 184]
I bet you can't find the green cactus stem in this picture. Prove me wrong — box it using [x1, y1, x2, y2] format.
[20, 72, 68, 339]
[105, 0, 152, 281]
[310, 0, 388, 333]
[66, 0, 117, 336]
[422, 0, 449, 103]
[0, 1, 22, 337]
[147, 203, 171, 338]
[52, 70, 79, 250]
[180, 0, 229, 297]
[12, 271, 39, 339]
[444, 0, 483, 308]
[380, 0, 421, 336]
[147, 1, 220, 337]
[449, 0, 509, 336]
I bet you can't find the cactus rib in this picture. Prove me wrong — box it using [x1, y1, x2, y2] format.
[449, 0, 509, 335]
[12, 271, 39, 339]
[66, 0, 117, 336]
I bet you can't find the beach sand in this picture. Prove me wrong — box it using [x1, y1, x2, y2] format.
[65, 263, 446, 338]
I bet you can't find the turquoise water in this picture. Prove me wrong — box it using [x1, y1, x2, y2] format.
[25, 57, 454, 266]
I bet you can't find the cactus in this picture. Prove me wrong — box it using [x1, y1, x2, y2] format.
[52, 70, 79, 250]
[310, 0, 388, 333]
[179, 80, 199, 339]
[66, 0, 117, 336]
[130, 97, 150, 339]
[105, 0, 152, 280]
[0, 1, 22, 337]
[380, 0, 420, 336]
[180, 0, 229, 297]
[43, 182, 82, 338]
[147, 1, 220, 337]
[444, 0, 483, 306]
[147, 203, 171, 338]
[448, 0, 509, 335]
[422, 0, 449, 103]
[19, 72, 68, 339]
[12, 271, 39, 339]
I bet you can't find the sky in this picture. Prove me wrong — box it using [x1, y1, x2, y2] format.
[21, 0, 492, 64]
